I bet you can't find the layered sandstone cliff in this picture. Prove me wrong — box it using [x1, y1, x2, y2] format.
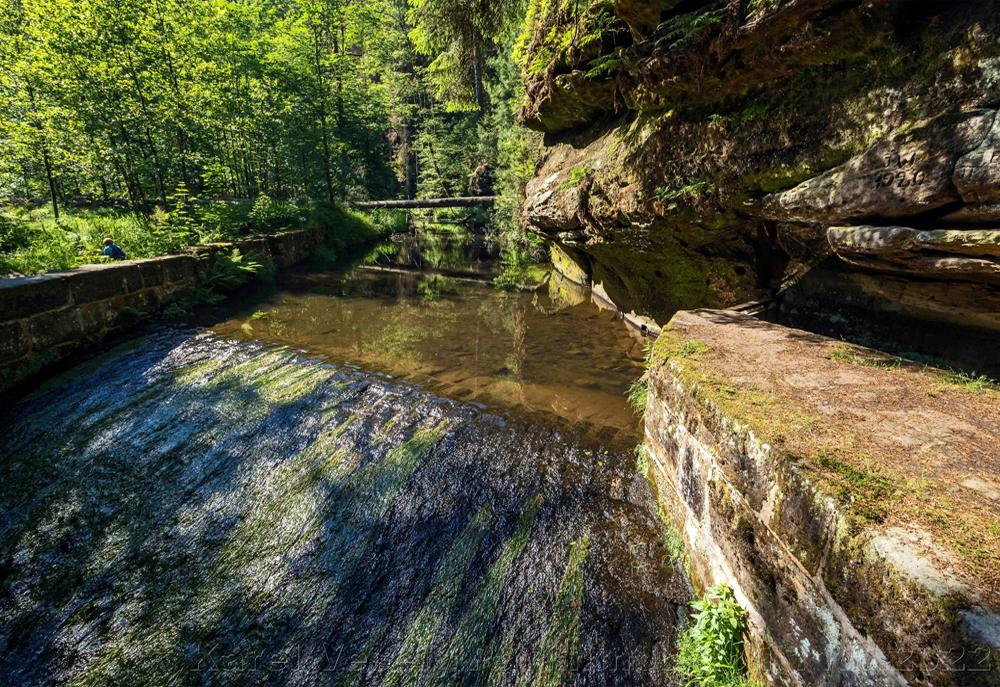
[517, 0, 1000, 356]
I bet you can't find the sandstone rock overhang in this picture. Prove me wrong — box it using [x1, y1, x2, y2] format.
[644, 309, 1000, 686]
[518, 0, 1000, 332]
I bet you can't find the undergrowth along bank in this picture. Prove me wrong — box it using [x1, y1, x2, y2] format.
[0, 196, 405, 277]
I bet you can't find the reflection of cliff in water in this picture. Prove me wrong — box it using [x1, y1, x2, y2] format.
[0, 331, 688, 686]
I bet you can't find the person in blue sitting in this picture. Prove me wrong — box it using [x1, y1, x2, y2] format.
[102, 237, 126, 260]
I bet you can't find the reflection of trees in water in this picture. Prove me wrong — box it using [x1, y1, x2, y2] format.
[210, 271, 643, 440]
[474, 291, 528, 405]
[363, 226, 499, 274]
[416, 275, 457, 301]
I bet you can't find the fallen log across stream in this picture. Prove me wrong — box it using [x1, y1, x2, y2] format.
[349, 195, 497, 209]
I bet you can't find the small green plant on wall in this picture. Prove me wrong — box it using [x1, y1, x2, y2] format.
[676, 584, 763, 687]
[626, 375, 648, 413]
[625, 339, 654, 414]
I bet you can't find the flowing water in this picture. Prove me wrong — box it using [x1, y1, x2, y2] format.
[0, 228, 690, 686]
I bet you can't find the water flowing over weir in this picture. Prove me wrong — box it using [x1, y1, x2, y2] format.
[0, 329, 690, 685]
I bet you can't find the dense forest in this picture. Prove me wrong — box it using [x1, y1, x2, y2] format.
[0, 0, 540, 274]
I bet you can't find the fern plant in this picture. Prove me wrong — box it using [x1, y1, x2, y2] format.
[163, 249, 265, 319]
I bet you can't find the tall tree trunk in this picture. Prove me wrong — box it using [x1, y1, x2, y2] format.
[115, 126, 147, 208]
[313, 25, 335, 204]
[41, 143, 59, 220]
[153, 1, 192, 189]
[402, 121, 417, 199]
[25, 83, 59, 219]
[472, 42, 486, 118]
[123, 48, 168, 203]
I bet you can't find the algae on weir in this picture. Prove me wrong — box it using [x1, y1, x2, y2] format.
[0, 329, 689, 686]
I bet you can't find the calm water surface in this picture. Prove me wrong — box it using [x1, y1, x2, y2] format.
[211, 231, 647, 445]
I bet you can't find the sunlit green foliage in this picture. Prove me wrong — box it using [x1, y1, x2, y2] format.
[626, 376, 648, 414]
[408, 0, 524, 112]
[0, 0, 406, 207]
[162, 248, 266, 319]
[676, 584, 761, 687]
[0, 199, 402, 276]
[0, 0, 539, 276]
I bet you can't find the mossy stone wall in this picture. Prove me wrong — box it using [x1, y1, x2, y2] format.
[0, 228, 323, 394]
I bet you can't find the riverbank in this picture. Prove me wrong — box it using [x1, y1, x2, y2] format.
[0, 207, 402, 394]
[0, 199, 405, 278]
[644, 309, 1000, 686]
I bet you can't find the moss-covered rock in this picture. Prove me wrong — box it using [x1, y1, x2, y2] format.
[520, 0, 1000, 330]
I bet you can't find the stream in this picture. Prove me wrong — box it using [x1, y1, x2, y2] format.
[0, 227, 691, 686]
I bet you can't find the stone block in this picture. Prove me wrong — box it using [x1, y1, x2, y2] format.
[0, 320, 29, 364]
[762, 110, 994, 223]
[954, 111, 1000, 203]
[646, 309, 1000, 686]
[135, 259, 165, 290]
[268, 230, 314, 268]
[160, 255, 198, 285]
[26, 308, 84, 350]
[68, 263, 137, 303]
[234, 237, 271, 258]
[77, 299, 114, 334]
[0, 272, 72, 322]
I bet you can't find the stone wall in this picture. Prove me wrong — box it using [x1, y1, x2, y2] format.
[0, 227, 323, 393]
[644, 310, 1000, 687]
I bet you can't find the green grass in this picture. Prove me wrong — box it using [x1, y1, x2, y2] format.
[939, 369, 999, 392]
[827, 343, 901, 369]
[1, 205, 176, 275]
[0, 198, 404, 277]
[675, 339, 711, 358]
[815, 452, 896, 524]
[675, 584, 762, 687]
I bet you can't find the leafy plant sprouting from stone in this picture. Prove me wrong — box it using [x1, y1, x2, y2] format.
[653, 181, 715, 210]
[626, 376, 648, 414]
[514, 0, 621, 77]
[634, 443, 649, 475]
[660, 7, 727, 51]
[626, 339, 655, 414]
[585, 51, 621, 78]
[560, 164, 593, 189]
[676, 584, 761, 687]
[163, 249, 266, 319]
